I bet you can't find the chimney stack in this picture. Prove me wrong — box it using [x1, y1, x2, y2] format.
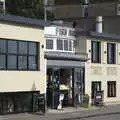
[96, 16, 103, 33]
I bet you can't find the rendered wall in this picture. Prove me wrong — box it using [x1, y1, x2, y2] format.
[76, 36, 120, 104]
[0, 22, 46, 94]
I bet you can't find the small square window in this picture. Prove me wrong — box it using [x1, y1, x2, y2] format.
[46, 39, 53, 49]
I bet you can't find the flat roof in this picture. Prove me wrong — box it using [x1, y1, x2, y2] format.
[0, 14, 51, 27]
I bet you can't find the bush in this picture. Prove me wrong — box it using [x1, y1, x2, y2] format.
[83, 94, 89, 108]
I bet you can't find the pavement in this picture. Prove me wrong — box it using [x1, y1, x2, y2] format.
[0, 104, 120, 120]
[47, 106, 98, 114]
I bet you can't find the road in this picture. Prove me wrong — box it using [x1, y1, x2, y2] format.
[0, 104, 120, 120]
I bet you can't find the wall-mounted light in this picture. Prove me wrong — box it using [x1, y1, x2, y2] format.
[41, 45, 44, 48]
[89, 49, 91, 52]
[104, 51, 107, 54]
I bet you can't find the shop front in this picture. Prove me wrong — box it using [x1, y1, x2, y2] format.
[45, 52, 87, 109]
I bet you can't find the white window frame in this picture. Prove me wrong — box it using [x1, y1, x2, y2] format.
[45, 37, 74, 53]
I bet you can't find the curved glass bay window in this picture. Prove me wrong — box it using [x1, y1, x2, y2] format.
[46, 38, 73, 52]
[0, 39, 39, 70]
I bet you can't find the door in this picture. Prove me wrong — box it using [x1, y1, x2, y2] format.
[91, 81, 101, 99]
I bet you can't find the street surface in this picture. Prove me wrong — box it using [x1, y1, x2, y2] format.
[0, 104, 120, 120]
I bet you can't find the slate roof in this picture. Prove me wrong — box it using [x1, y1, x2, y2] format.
[90, 31, 120, 40]
[0, 14, 51, 27]
[76, 29, 120, 40]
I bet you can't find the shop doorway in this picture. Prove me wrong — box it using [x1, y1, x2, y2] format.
[46, 68, 85, 109]
[47, 68, 73, 109]
[91, 81, 101, 104]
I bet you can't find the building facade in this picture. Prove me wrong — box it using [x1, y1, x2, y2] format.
[76, 31, 120, 105]
[44, 23, 88, 109]
[0, 14, 46, 114]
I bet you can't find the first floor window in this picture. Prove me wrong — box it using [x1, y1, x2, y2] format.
[107, 81, 116, 97]
[0, 39, 39, 71]
[107, 43, 116, 64]
[57, 39, 73, 51]
[57, 39, 63, 50]
[46, 39, 53, 50]
[91, 41, 101, 63]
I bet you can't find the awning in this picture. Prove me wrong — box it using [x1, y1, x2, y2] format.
[47, 60, 85, 68]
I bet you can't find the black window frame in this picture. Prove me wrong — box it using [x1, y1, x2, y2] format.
[107, 43, 116, 64]
[107, 81, 116, 97]
[0, 39, 39, 71]
[91, 41, 101, 63]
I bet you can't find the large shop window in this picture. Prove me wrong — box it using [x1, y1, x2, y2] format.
[0, 39, 38, 70]
[91, 41, 101, 63]
[107, 81, 116, 97]
[107, 43, 116, 64]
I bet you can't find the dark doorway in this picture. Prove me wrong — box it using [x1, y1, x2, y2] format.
[91, 81, 101, 99]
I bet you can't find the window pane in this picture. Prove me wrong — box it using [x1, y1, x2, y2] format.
[69, 30, 75, 36]
[107, 81, 116, 97]
[0, 40, 6, 53]
[28, 56, 37, 70]
[8, 41, 17, 54]
[64, 40, 68, 51]
[46, 39, 53, 49]
[18, 56, 27, 70]
[91, 41, 101, 63]
[57, 39, 63, 50]
[0, 55, 6, 69]
[107, 43, 115, 64]
[29, 42, 37, 55]
[7, 55, 17, 69]
[69, 40, 72, 51]
[19, 41, 27, 54]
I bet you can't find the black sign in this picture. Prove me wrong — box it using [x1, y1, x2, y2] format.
[94, 90, 104, 106]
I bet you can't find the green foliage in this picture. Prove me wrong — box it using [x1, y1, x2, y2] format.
[83, 94, 89, 108]
[5, 0, 54, 19]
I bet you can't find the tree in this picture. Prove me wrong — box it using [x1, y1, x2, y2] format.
[5, 0, 54, 19]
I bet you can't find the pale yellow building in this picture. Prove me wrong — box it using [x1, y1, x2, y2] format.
[76, 31, 120, 105]
[0, 14, 46, 113]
